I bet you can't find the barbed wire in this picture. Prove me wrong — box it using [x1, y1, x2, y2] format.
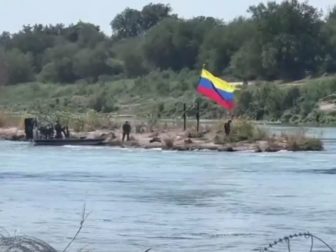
[258, 232, 335, 252]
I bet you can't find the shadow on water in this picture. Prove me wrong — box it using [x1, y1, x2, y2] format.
[298, 168, 336, 175]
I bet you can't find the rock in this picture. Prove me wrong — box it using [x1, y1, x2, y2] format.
[265, 146, 280, 152]
[0, 236, 57, 252]
[149, 132, 159, 138]
[11, 133, 25, 141]
[104, 132, 117, 143]
[86, 130, 117, 140]
[0, 127, 25, 141]
[255, 145, 263, 153]
[225, 146, 235, 152]
[123, 139, 140, 147]
[105, 138, 122, 146]
[149, 137, 161, 143]
[184, 138, 193, 144]
[218, 146, 236, 152]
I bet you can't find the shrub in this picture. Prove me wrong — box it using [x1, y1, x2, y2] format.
[282, 129, 323, 151]
[185, 129, 206, 139]
[0, 111, 6, 127]
[163, 136, 175, 149]
[213, 119, 268, 144]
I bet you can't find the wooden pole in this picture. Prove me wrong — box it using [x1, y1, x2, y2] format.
[196, 101, 200, 132]
[183, 103, 187, 131]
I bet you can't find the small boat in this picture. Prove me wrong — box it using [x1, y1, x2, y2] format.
[33, 138, 105, 146]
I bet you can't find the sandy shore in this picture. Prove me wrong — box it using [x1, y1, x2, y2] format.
[0, 127, 323, 152]
[0, 127, 25, 141]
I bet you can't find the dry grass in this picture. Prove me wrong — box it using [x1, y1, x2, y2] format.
[0, 111, 25, 128]
[282, 129, 323, 151]
[185, 129, 206, 139]
[163, 136, 175, 149]
[213, 119, 269, 144]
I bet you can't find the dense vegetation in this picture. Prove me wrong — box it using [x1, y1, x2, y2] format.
[1, 1, 336, 124]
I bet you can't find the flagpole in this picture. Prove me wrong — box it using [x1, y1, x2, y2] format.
[196, 64, 206, 132]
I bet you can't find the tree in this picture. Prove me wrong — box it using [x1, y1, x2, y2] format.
[73, 22, 106, 47]
[322, 6, 336, 73]
[111, 3, 171, 39]
[0, 32, 11, 48]
[39, 43, 78, 83]
[141, 3, 171, 30]
[143, 17, 208, 70]
[73, 42, 121, 80]
[200, 17, 255, 74]
[249, 0, 323, 80]
[111, 8, 143, 38]
[112, 38, 148, 77]
[0, 49, 8, 85]
[230, 40, 261, 80]
[3, 49, 34, 84]
[328, 6, 336, 20]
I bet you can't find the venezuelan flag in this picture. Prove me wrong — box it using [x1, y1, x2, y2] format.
[197, 69, 236, 110]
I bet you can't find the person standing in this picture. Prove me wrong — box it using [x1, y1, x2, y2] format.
[54, 121, 63, 139]
[122, 121, 131, 142]
[224, 120, 232, 136]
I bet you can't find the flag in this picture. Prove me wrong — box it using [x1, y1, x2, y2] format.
[197, 69, 236, 110]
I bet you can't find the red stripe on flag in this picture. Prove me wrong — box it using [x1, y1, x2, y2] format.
[197, 86, 234, 110]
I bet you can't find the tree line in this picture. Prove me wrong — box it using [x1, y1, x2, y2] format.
[0, 0, 336, 85]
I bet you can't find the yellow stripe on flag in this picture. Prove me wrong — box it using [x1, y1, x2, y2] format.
[201, 69, 236, 93]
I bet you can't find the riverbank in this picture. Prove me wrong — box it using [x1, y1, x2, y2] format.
[0, 122, 324, 152]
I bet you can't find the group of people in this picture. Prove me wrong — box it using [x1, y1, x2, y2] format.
[24, 118, 69, 140]
[36, 121, 69, 140]
[26, 118, 232, 141]
[120, 119, 232, 143]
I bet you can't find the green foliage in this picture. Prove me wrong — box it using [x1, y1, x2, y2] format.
[248, 0, 323, 80]
[214, 120, 268, 144]
[111, 8, 143, 38]
[0, 2, 335, 83]
[112, 38, 147, 77]
[111, 3, 171, 38]
[200, 17, 254, 74]
[3, 49, 34, 84]
[282, 129, 323, 151]
[322, 7, 336, 73]
[2, 2, 336, 124]
[0, 49, 8, 85]
[89, 90, 117, 113]
[230, 40, 261, 80]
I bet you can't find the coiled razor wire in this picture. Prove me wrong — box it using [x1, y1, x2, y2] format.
[0, 231, 334, 252]
[258, 232, 335, 252]
[0, 236, 57, 252]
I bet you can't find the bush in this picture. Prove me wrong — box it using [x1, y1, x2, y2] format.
[213, 119, 268, 144]
[163, 136, 175, 149]
[282, 129, 323, 151]
[185, 129, 206, 139]
[0, 111, 6, 127]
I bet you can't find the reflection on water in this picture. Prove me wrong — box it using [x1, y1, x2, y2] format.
[0, 127, 336, 252]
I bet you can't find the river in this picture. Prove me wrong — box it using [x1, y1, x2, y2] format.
[0, 127, 336, 252]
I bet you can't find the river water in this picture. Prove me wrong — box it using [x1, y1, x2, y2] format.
[0, 127, 336, 252]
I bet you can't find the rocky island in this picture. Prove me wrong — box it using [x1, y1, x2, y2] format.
[0, 120, 323, 152]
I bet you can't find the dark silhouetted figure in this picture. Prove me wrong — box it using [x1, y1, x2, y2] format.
[63, 126, 70, 138]
[24, 118, 35, 140]
[39, 124, 54, 139]
[224, 120, 232, 136]
[122, 121, 131, 142]
[54, 121, 63, 139]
